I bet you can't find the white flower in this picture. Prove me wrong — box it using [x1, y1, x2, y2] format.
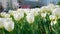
[24, 9, 31, 15]
[1, 12, 10, 18]
[8, 10, 17, 15]
[13, 9, 24, 21]
[8, 10, 13, 15]
[55, 5, 60, 8]
[40, 6, 51, 13]
[31, 8, 40, 16]
[26, 13, 34, 24]
[4, 18, 14, 32]
[0, 18, 4, 28]
[51, 20, 57, 26]
[49, 15, 56, 20]
[17, 8, 23, 11]
[52, 8, 60, 18]
[41, 13, 46, 18]
[4, 14, 10, 18]
[47, 3, 55, 10]
[47, 4, 60, 11]
[13, 13, 20, 20]
[1, 12, 6, 17]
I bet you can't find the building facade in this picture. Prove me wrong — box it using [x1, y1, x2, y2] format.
[0, 0, 18, 9]
[0, 0, 60, 9]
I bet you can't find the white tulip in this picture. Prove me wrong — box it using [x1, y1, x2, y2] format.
[47, 4, 60, 11]
[4, 14, 10, 18]
[26, 13, 34, 24]
[40, 6, 51, 13]
[31, 8, 40, 16]
[51, 20, 57, 26]
[8, 10, 17, 15]
[1, 12, 10, 18]
[17, 8, 24, 12]
[17, 9, 24, 14]
[8, 10, 13, 15]
[13, 9, 24, 21]
[0, 18, 4, 28]
[49, 15, 56, 20]
[52, 8, 60, 18]
[41, 13, 47, 18]
[4, 18, 14, 32]
[0, 12, 6, 17]
[13, 13, 21, 20]
[55, 5, 60, 8]
[47, 3, 55, 10]
[40, 6, 47, 13]
[24, 9, 31, 15]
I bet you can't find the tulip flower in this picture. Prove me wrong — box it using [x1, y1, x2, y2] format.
[26, 13, 34, 24]
[3, 18, 14, 32]
[0, 12, 6, 17]
[24, 9, 31, 15]
[52, 8, 60, 18]
[0, 12, 10, 18]
[0, 18, 4, 28]
[31, 8, 40, 16]
[13, 9, 24, 21]
[34, 8, 40, 15]
[47, 4, 55, 10]
[47, 3, 60, 11]
[49, 15, 57, 21]
[51, 20, 57, 26]
[8, 10, 17, 15]
[41, 13, 47, 18]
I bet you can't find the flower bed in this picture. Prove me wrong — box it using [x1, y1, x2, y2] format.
[0, 4, 60, 34]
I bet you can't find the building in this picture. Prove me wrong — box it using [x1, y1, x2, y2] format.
[0, 0, 18, 10]
[0, 0, 7, 9]
[0, 0, 60, 9]
[21, 0, 60, 7]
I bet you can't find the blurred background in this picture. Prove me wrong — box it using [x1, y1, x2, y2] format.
[0, 0, 60, 12]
